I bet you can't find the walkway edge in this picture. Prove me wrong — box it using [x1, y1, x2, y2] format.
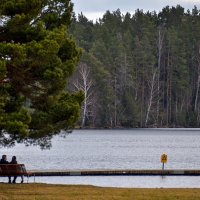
[28, 169, 200, 176]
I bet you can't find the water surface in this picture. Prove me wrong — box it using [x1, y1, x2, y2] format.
[1, 128, 200, 187]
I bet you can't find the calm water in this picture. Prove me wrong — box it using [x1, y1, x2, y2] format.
[1, 128, 200, 187]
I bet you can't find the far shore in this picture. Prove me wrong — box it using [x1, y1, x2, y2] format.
[74, 127, 200, 130]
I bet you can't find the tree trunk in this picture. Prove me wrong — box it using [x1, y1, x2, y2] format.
[166, 49, 170, 126]
[194, 75, 200, 112]
[145, 69, 157, 127]
[156, 27, 165, 126]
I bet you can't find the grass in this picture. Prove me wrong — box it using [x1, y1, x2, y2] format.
[0, 184, 199, 200]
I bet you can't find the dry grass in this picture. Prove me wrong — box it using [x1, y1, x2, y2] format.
[0, 183, 199, 200]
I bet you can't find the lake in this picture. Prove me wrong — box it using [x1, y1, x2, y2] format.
[1, 128, 200, 187]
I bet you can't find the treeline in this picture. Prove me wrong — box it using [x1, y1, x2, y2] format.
[69, 5, 200, 128]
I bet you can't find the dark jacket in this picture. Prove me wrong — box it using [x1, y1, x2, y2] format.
[10, 160, 17, 164]
[0, 159, 9, 164]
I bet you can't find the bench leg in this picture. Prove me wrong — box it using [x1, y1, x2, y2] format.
[8, 176, 11, 184]
[20, 175, 24, 183]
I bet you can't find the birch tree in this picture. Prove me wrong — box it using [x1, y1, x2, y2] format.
[73, 63, 93, 128]
[156, 26, 165, 126]
[145, 69, 158, 126]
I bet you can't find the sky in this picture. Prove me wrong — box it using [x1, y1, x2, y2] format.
[72, 0, 200, 21]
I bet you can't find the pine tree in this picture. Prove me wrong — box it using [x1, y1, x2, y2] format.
[0, 0, 84, 148]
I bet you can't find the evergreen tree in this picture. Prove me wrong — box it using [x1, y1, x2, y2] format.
[0, 0, 84, 148]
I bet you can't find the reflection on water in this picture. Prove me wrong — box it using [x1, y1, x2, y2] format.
[1, 128, 200, 187]
[2, 176, 199, 188]
[1, 175, 200, 188]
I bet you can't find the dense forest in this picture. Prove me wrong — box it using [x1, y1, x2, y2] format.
[69, 5, 200, 128]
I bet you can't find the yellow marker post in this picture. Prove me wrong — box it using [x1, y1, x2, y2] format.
[161, 154, 167, 170]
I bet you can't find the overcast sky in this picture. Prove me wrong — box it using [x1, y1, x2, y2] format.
[72, 0, 200, 21]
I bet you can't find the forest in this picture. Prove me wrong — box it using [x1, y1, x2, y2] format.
[69, 5, 200, 128]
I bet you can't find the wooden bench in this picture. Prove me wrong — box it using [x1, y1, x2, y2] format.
[0, 164, 31, 183]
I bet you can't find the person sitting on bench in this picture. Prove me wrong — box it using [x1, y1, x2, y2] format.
[10, 156, 24, 184]
[10, 156, 17, 183]
[0, 155, 11, 183]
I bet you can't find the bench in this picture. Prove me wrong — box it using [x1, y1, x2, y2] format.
[0, 164, 31, 183]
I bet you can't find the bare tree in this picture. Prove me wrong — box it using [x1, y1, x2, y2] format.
[145, 69, 158, 127]
[73, 63, 94, 128]
[156, 26, 165, 126]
